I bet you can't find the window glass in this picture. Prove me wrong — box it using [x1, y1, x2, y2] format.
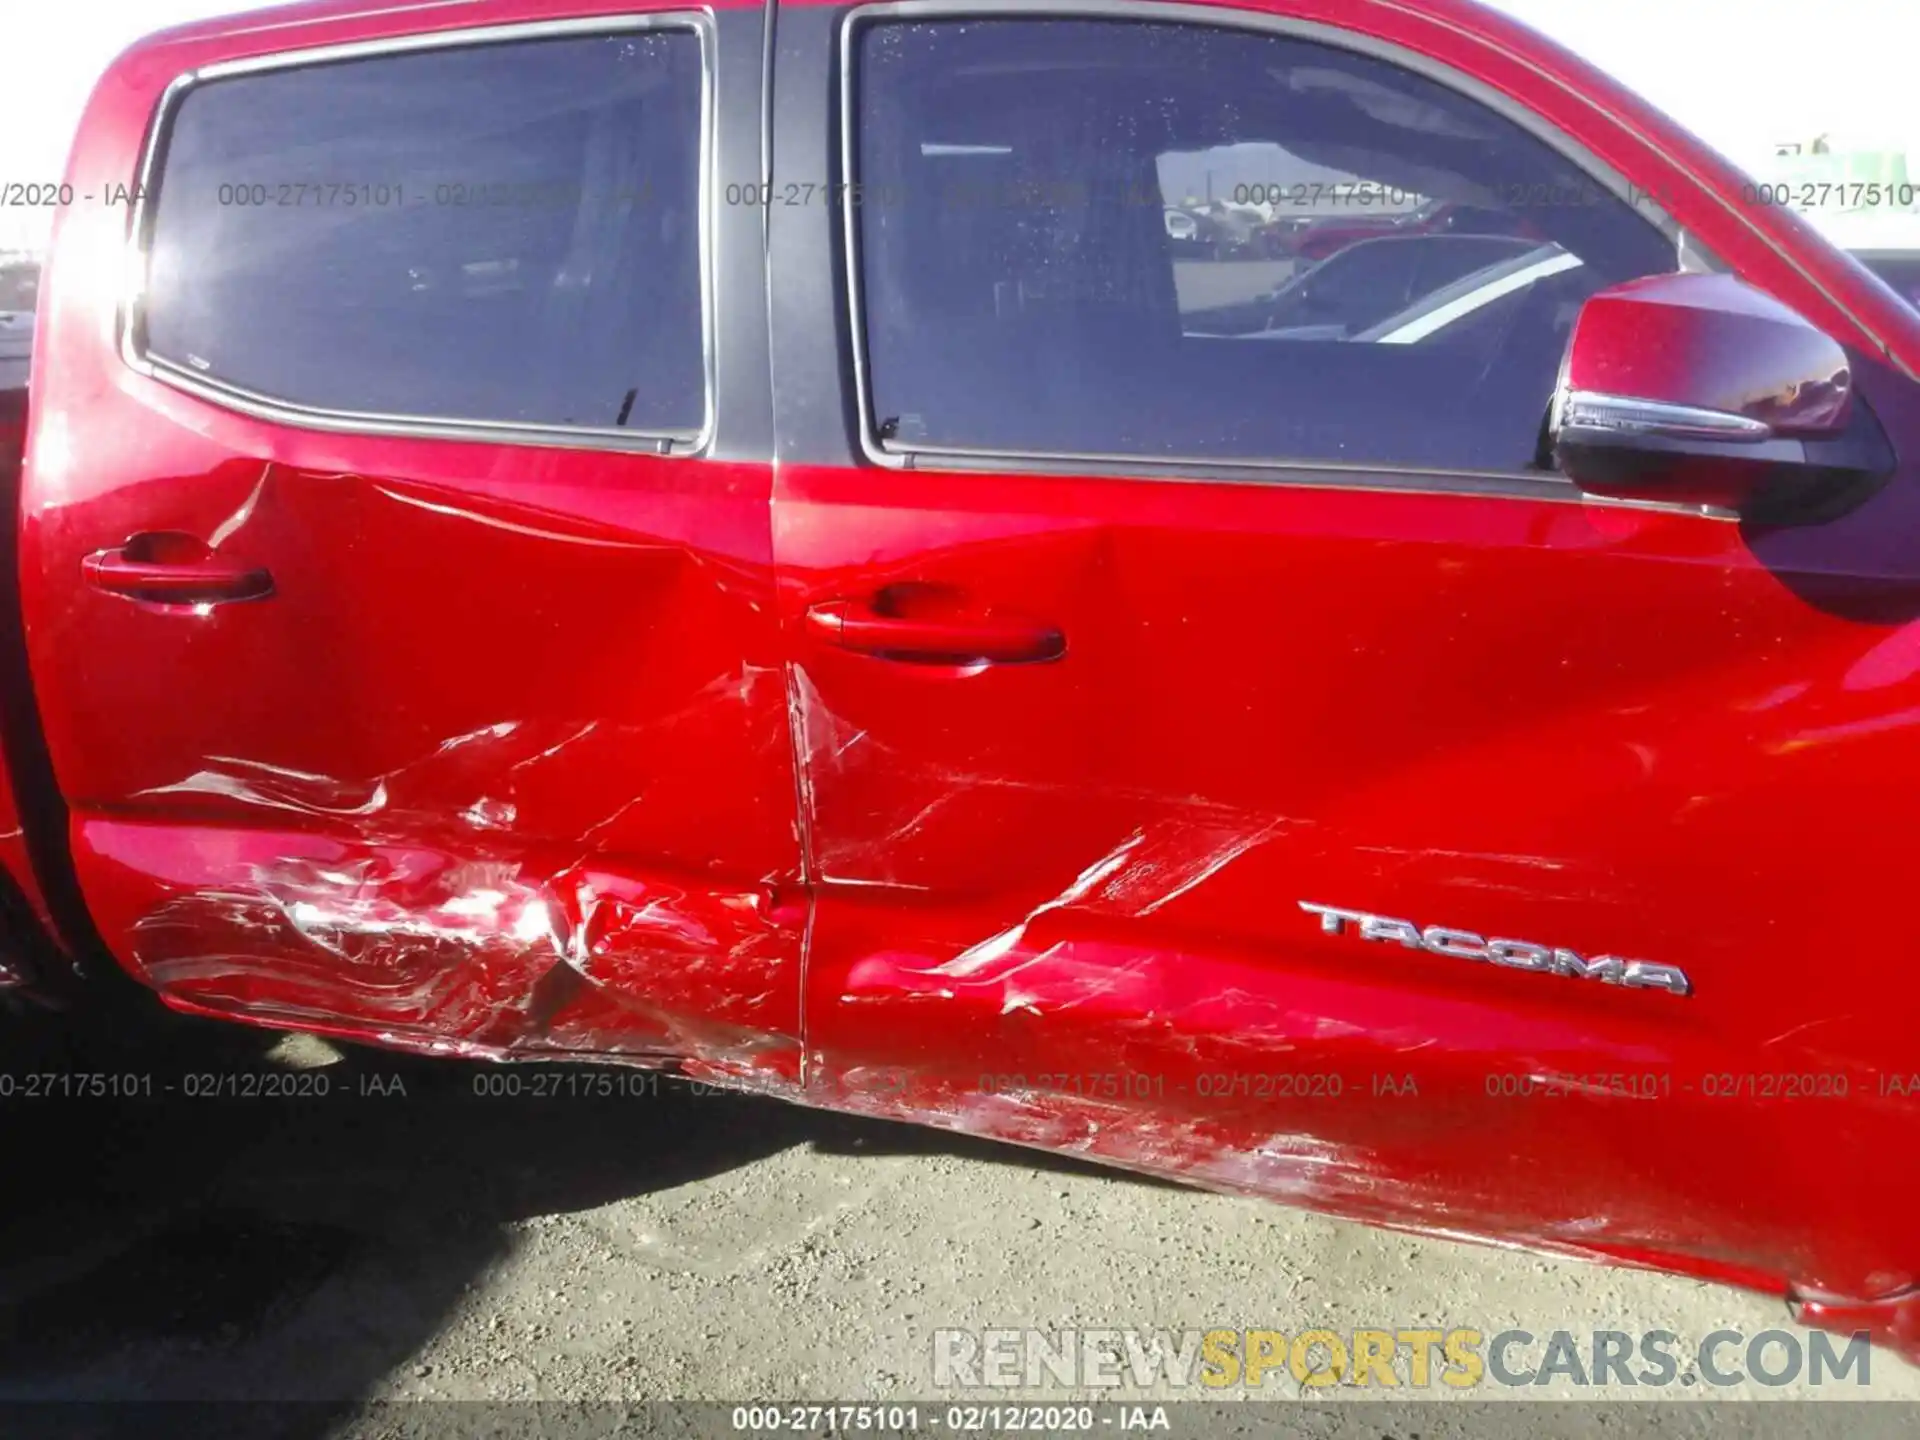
[1856, 252, 1920, 312]
[0, 260, 38, 313]
[145, 30, 705, 436]
[854, 19, 1677, 471]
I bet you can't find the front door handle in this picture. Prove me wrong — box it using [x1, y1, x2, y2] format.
[83, 534, 274, 605]
[805, 599, 1064, 664]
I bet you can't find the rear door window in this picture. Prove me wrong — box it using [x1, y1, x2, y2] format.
[141, 25, 708, 439]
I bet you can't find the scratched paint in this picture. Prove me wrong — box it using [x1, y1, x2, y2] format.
[775, 671, 1920, 1359]
[122, 842, 801, 1083]
[71, 672, 1920, 1368]
[97, 702, 806, 1080]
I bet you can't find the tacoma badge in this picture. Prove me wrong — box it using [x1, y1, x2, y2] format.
[1300, 902, 1691, 996]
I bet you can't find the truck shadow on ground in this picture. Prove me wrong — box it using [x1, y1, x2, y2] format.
[0, 1001, 1166, 1427]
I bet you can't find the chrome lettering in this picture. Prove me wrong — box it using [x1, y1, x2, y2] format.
[1301, 902, 1689, 997]
[1360, 915, 1425, 949]
[1298, 901, 1369, 937]
[1421, 926, 1488, 961]
[1550, 949, 1628, 985]
[1625, 962, 1692, 997]
[1486, 938, 1553, 971]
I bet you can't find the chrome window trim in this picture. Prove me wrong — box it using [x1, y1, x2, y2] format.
[121, 12, 718, 457]
[879, 442, 1737, 519]
[837, 0, 1714, 509]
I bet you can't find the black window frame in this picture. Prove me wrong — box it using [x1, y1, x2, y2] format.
[122, 13, 717, 457]
[838, 0, 1700, 490]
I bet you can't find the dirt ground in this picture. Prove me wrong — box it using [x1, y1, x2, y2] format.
[2, 1002, 1916, 1437]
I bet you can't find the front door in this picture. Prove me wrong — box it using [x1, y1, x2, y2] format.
[24, 0, 804, 1080]
[774, 1, 1920, 1303]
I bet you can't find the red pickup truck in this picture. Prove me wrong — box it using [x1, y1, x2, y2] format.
[12, 0, 1920, 1360]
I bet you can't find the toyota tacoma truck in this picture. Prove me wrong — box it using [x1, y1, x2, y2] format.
[11, 0, 1920, 1360]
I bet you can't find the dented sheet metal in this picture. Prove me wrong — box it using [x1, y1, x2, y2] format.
[49, 450, 807, 1080]
[107, 827, 802, 1082]
[72, 639, 1920, 1366]
[38, 439, 1920, 1373]
[794, 801, 1916, 1346]
[96, 700, 808, 1080]
[773, 605, 1920, 1363]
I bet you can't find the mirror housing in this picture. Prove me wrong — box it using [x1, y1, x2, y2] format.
[1552, 273, 1892, 521]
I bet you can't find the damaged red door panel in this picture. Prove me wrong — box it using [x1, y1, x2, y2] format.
[22, 0, 804, 1080]
[774, 0, 1920, 1353]
[27, 0, 1920, 1369]
[784, 462, 1920, 1307]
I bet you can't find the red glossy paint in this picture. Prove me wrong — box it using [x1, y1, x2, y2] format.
[23, 0, 802, 1077]
[774, 0, 1920, 1358]
[1567, 273, 1854, 434]
[778, 383, 1920, 1325]
[21, 0, 1920, 1363]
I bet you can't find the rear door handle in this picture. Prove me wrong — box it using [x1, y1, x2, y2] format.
[83, 536, 274, 605]
[805, 600, 1064, 664]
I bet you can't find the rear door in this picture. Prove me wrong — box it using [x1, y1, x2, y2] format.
[773, 1, 1920, 1302]
[23, 0, 802, 1078]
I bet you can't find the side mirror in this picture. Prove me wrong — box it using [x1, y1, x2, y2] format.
[1551, 272, 1892, 521]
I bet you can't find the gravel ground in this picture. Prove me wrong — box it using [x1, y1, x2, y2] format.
[2, 1003, 1916, 1436]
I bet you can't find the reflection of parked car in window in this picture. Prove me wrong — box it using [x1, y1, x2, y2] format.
[1286, 199, 1539, 264]
[1184, 233, 1543, 337]
[1285, 209, 1411, 263]
[1241, 242, 1586, 343]
[1164, 204, 1262, 258]
[1362, 243, 1584, 341]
